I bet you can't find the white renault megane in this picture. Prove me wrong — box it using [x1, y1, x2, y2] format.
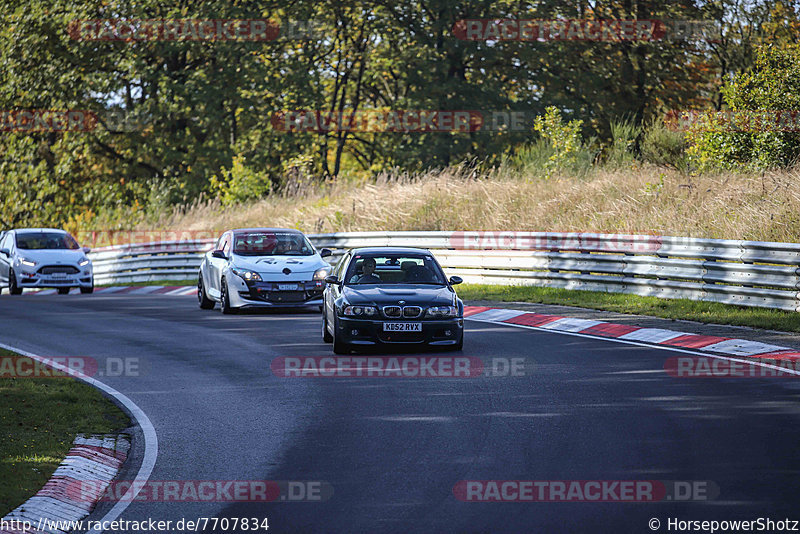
[197, 228, 333, 313]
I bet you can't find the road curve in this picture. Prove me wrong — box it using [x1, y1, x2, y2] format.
[2, 294, 800, 533]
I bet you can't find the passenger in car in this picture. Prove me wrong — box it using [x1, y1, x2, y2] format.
[404, 264, 433, 283]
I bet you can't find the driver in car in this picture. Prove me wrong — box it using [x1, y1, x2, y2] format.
[353, 257, 382, 284]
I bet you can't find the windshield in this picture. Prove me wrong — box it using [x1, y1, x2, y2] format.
[233, 231, 315, 256]
[16, 232, 80, 250]
[345, 254, 447, 286]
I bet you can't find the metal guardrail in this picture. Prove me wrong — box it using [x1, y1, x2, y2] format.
[88, 231, 800, 312]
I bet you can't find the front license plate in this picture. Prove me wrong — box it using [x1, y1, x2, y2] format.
[277, 283, 299, 291]
[383, 322, 422, 332]
[51, 273, 67, 279]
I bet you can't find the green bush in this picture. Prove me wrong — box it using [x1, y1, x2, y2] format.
[209, 157, 273, 206]
[605, 117, 640, 168]
[640, 119, 688, 170]
[688, 44, 800, 170]
[511, 107, 596, 178]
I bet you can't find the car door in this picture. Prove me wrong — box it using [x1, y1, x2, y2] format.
[325, 252, 349, 322]
[205, 232, 231, 298]
[0, 232, 13, 284]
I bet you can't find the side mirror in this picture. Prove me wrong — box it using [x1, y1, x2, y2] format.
[211, 250, 228, 260]
[320, 248, 333, 258]
[324, 275, 340, 286]
[82, 246, 91, 254]
[449, 276, 463, 286]
[0, 248, 9, 257]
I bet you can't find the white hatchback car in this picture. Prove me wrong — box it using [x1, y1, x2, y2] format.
[0, 228, 94, 295]
[197, 228, 333, 313]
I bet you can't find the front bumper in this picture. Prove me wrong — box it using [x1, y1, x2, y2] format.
[336, 316, 464, 346]
[16, 268, 93, 289]
[229, 278, 325, 308]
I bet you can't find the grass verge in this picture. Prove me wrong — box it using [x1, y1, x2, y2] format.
[0, 349, 130, 516]
[456, 284, 800, 333]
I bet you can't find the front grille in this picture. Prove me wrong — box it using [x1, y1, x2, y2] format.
[383, 305, 422, 318]
[403, 306, 422, 318]
[39, 265, 79, 275]
[383, 306, 402, 317]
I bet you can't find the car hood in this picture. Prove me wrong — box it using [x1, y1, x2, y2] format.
[232, 254, 327, 274]
[15, 249, 87, 265]
[342, 285, 457, 306]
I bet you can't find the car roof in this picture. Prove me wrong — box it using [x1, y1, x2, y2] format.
[350, 247, 432, 255]
[13, 228, 68, 234]
[231, 228, 305, 235]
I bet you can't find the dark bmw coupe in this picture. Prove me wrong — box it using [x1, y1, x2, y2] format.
[322, 247, 464, 354]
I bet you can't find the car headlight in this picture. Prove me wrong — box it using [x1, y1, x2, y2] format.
[18, 257, 36, 268]
[313, 266, 331, 281]
[427, 305, 458, 318]
[79, 258, 90, 267]
[231, 268, 262, 282]
[342, 305, 378, 317]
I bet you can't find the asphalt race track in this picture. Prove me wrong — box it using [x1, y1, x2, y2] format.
[2, 294, 800, 534]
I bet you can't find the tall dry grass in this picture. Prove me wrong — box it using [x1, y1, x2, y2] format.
[150, 165, 800, 241]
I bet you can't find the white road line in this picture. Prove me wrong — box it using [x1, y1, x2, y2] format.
[468, 309, 526, 322]
[702, 338, 789, 357]
[618, 328, 687, 344]
[538, 317, 604, 333]
[0, 341, 159, 533]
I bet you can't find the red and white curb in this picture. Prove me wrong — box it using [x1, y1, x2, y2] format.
[464, 306, 800, 361]
[24, 286, 197, 296]
[1, 434, 129, 534]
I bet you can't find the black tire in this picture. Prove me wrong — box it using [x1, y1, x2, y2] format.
[80, 284, 94, 294]
[220, 278, 235, 314]
[452, 335, 464, 351]
[8, 271, 22, 295]
[197, 276, 215, 310]
[322, 311, 333, 343]
[332, 317, 350, 354]
[57, 288, 70, 295]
